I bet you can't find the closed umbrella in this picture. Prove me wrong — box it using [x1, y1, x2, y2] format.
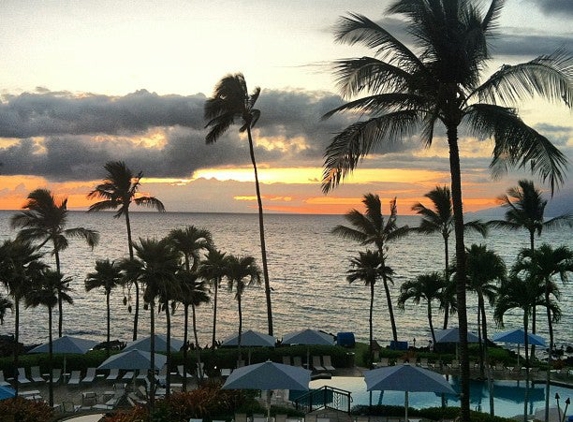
[223, 360, 311, 420]
[364, 363, 456, 422]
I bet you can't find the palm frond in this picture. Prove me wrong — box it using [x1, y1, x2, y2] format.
[134, 196, 166, 212]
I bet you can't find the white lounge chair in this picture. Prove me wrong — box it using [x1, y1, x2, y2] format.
[322, 355, 335, 371]
[0, 370, 10, 387]
[51, 368, 62, 384]
[106, 368, 119, 381]
[312, 356, 326, 371]
[16, 367, 31, 384]
[136, 369, 148, 381]
[122, 370, 135, 380]
[30, 366, 45, 383]
[68, 370, 81, 385]
[81, 367, 97, 383]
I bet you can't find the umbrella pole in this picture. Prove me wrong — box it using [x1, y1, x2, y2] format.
[405, 391, 409, 422]
[267, 390, 271, 422]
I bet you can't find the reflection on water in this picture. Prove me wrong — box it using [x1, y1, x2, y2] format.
[310, 376, 573, 418]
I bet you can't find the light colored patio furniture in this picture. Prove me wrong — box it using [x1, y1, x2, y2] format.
[0, 370, 10, 387]
[322, 355, 335, 371]
[292, 356, 303, 367]
[30, 366, 45, 383]
[51, 368, 62, 384]
[312, 356, 325, 371]
[106, 368, 119, 381]
[81, 367, 97, 383]
[16, 367, 31, 384]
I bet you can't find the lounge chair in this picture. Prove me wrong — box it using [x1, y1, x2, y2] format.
[68, 370, 81, 385]
[322, 355, 335, 371]
[317, 418, 330, 422]
[155, 364, 168, 386]
[189, 419, 203, 422]
[312, 356, 326, 371]
[16, 368, 31, 384]
[30, 366, 45, 383]
[236, 359, 245, 368]
[220, 368, 232, 377]
[419, 357, 429, 368]
[234, 414, 247, 422]
[253, 413, 266, 422]
[122, 370, 135, 380]
[292, 356, 303, 367]
[51, 368, 62, 384]
[0, 370, 10, 387]
[305, 415, 317, 422]
[81, 367, 97, 383]
[106, 368, 119, 381]
[177, 365, 193, 379]
[282, 356, 291, 365]
[136, 369, 148, 381]
[81, 391, 98, 406]
[275, 415, 288, 422]
[375, 357, 389, 367]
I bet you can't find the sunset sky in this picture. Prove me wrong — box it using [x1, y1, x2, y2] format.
[1, 0, 572, 215]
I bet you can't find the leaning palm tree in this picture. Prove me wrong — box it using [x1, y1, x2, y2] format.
[347, 250, 390, 367]
[198, 248, 228, 348]
[398, 272, 445, 347]
[224, 254, 262, 364]
[332, 194, 408, 342]
[25, 269, 73, 407]
[85, 259, 123, 357]
[321, 3, 572, 416]
[205, 73, 273, 336]
[411, 186, 487, 328]
[88, 161, 165, 341]
[0, 239, 46, 395]
[11, 188, 99, 337]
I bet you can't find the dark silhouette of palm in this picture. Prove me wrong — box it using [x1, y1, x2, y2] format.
[88, 160, 165, 341]
[205, 73, 273, 336]
[11, 188, 99, 337]
[168, 226, 213, 272]
[347, 250, 391, 366]
[224, 254, 261, 363]
[412, 186, 487, 328]
[25, 269, 73, 407]
[332, 194, 408, 342]
[398, 272, 444, 347]
[0, 239, 46, 394]
[198, 248, 228, 349]
[488, 180, 572, 252]
[85, 259, 122, 357]
[321, 3, 572, 415]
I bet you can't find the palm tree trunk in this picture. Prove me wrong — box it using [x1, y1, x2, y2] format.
[529, 232, 536, 360]
[54, 248, 64, 338]
[13, 300, 20, 396]
[427, 302, 436, 346]
[443, 236, 450, 329]
[192, 303, 202, 383]
[369, 282, 374, 368]
[48, 306, 54, 407]
[125, 211, 139, 341]
[447, 128, 470, 422]
[237, 294, 243, 364]
[106, 292, 111, 358]
[149, 301, 155, 409]
[183, 304, 189, 391]
[246, 127, 273, 336]
[380, 267, 398, 343]
[165, 299, 171, 399]
[480, 298, 494, 416]
[211, 279, 219, 349]
[545, 286, 554, 422]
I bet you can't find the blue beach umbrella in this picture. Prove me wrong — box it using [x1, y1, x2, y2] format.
[123, 334, 184, 353]
[0, 386, 15, 400]
[98, 348, 167, 371]
[364, 363, 456, 422]
[492, 329, 546, 366]
[221, 329, 276, 365]
[282, 329, 335, 367]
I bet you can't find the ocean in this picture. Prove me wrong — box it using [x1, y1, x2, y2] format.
[0, 210, 571, 350]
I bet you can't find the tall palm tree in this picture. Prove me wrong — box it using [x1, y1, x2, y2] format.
[411, 186, 487, 328]
[205, 73, 273, 336]
[489, 180, 573, 252]
[332, 194, 408, 342]
[464, 244, 505, 382]
[168, 226, 213, 272]
[0, 296, 12, 325]
[0, 239, 46, 395]
[25, 269, 73, 407]
[321, 4, 572, 416]
[11, 188, 99, 337]
[398, 272, 445, 347]
[85, 259, 123, 357]
[346, 250, 390, 367]
[198, 248, 228, 348]
[224, 254, 262, 363]
[88, 161, 166, 341]
[128, 237, 180, 403]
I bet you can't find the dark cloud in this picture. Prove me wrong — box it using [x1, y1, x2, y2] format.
[526, 0, 573, 17]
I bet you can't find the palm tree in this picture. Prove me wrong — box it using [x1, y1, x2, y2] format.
[321, 4, 572, 416]
[168, 226, 213, 272]
[0, 239, 46, 394]
[25, 269, 73, 407]
[0, 296, 12, 325]
[464, 244, 505, 381]
[85, 259, 123, 357]
[411, 186, 487, 328]
[205, 73, 273, 336]
[11, 188, 99, 337]
[198, 248, 228, 348]
[489, 180, 573, 252]
[346, 250, 390, 367]
[88, 161, 166, 341]
[398, 272, 445, 347]
[332, 194, 408, 342]
[128, 237, 180, 403]
[224, 254, 262, 363]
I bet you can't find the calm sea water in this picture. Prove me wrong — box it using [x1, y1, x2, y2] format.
[0, 211, 571, 349]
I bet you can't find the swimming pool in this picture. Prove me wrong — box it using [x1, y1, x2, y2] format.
[308, 376, 573, 418]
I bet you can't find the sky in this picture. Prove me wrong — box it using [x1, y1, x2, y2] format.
[0, 0, 572, 215]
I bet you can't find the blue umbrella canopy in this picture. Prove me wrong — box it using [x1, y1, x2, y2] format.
[492, 329, 546, 346]
[28, 335, 98, 354]
[0, 386, 15, 400]
[97, 349, 167, 371]
[282, 329, 334, 346]
[222, 360, 311, 391]
[124, 334, 184, 353]
[434, 327, 480, 343]
[221, 330, 276, 348]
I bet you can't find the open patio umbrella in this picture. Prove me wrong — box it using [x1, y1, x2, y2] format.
[434, 327, 479, 360]
[282, 329, 335, 368]
[98, 348, 167, 371]
[364, 363, 456, 422]
[223, 360, 311, 420]
[492, 329, 546, 366]
[123, 334, 184, 353]
[0, 386, 15, 400]
[28, 335, 99, 379]
[221, 329, 276, 365]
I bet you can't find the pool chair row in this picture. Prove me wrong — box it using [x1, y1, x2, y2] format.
[281, 355, 336, 371]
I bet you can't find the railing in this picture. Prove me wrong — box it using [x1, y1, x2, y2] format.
[293, 385, 353, 414]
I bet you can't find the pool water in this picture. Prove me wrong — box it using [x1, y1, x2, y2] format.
[308, 376, 573, 418]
